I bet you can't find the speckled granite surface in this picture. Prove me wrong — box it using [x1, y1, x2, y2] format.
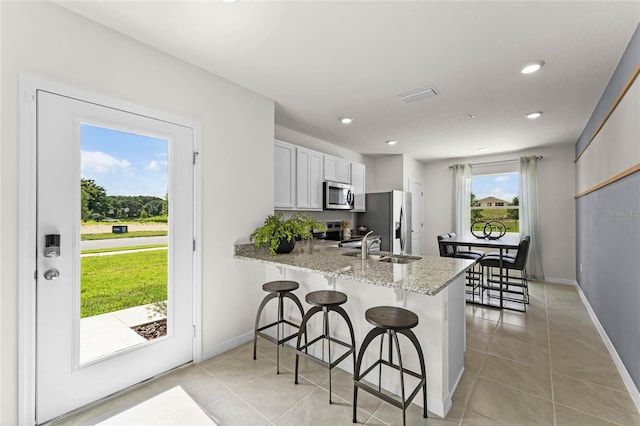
[234, 240, 475, 296]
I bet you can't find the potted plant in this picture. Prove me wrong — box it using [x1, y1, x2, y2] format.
[250, 212, 326, 255]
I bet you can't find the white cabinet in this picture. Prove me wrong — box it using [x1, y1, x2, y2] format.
[296, 147, 323, 210]
[274, 140, 295, 209]
[323, 154, 351, 184]
[351, 162, 366, 212]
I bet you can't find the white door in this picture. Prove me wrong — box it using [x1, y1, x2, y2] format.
[409, 181, 423, 255]
[36, 91, 194, 423]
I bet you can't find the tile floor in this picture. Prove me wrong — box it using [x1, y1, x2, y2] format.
[56, 281, 639, 425]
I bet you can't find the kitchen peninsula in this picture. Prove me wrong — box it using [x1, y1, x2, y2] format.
[234, 241, 474, 417]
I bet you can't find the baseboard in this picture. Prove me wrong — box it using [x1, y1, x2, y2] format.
[200, 331, 254, 361]
[574, 283, 640, 412]
[543, 277, 578, 286]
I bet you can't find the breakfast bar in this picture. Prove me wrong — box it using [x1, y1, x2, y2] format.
[234, 241, 474, 417]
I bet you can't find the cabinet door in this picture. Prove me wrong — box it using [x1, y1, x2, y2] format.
[324, 154, 351, 183]
[296, 147, 323, 210]
[338, 159, 351, 184]
[351, 162, 366, 212]
[323, 155, 339, 182]
[274, 140, 295, 209]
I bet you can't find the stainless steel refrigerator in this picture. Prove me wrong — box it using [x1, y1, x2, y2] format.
[356, 190, 412, 255]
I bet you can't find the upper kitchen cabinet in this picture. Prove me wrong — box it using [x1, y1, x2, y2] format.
[351, 162, 366, 212]
[274, 140, 295, 209]
[296, 146, 323, 210]
[323, 154, 351, 184]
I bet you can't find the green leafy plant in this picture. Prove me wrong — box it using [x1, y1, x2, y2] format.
[250, 212, 326, 256]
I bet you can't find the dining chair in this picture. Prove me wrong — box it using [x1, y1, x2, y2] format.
[437, 233, 484, 303]
[480, 236, 530, 311]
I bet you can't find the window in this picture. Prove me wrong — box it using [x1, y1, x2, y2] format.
[471, 173, 519, 234]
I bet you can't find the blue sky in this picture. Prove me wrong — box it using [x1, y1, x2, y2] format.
[472, 173, 518, 203]
[80, 124, 168, 198]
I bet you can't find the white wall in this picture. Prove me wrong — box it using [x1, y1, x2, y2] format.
[364, 155, 404, 192]
[1, 3, 274, 424]
[422, 144, 576, 283]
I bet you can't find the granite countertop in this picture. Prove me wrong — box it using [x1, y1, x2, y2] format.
[234, 240, 475, 296]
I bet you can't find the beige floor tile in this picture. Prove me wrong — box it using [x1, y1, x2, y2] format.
[552, 372, 640, 425]
[370, 400, 457, 426]
[554, 404, 619, 426]
[275, 386, 371, 425]
[204, 392, 270, 426]
[232, 368, 317, 421]
[466, 331, 492, 352]
[465, 305, 502, 322]
[323, 369, 384, 416]
[151, 365, 231, 407]
[500, 309, 547, 330]
[463, 349, 484, 375]
[550, 348, 626, 390]
[465, 377, 553, 425]
[199, 347, 277, 391]
[466, 316, 498, 335]
[447, 372, 478, 420]
[479, 354, 552, 400]
[493, 321, 548, 349]
[486, 334, 550, 370]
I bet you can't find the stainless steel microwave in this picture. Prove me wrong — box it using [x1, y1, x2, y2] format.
[324, 181, 355, 210]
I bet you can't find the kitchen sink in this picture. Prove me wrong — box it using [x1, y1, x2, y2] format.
[341, 251, 420, 263]
[341, 252, 385, 261]
[378, 256, 418, 264]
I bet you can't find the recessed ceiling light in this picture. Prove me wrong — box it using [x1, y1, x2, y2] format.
[478, 147, 488, 152]
[467, 114, 476, 121]
[526, 111, 543, 119]
[521, 61, 545, 74]
[386, 140, 397, 146]
[339, 117, 353, 125]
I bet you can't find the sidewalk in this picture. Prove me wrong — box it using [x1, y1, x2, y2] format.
[80, 303, 166, 364]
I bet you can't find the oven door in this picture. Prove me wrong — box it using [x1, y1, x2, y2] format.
[324, 181, 354, 210]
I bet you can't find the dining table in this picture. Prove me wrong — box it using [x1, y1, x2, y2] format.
[445, 233, 521, 309]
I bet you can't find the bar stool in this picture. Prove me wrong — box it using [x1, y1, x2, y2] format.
[253, 280, 305, 374]
[295, 290, 356, 404]
[353, 306, 427, 426]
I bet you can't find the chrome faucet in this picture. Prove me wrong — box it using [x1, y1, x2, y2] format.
[361, 231, 382, 260]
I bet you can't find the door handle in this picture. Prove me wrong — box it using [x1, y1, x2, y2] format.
[43, 269, 60, 280]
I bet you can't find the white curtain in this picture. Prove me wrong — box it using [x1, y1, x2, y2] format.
[451, 163, 472, 236]
[519, 156, 545, 280]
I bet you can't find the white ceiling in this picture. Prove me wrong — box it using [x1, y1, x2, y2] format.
[55, 1, 639, 162]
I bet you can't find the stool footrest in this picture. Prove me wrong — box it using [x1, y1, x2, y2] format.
[297, 335, 355, 369]
[355, 377, 425, 410]
[256, 330, 299, 346]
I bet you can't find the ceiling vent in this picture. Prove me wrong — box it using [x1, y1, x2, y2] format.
[397, 86, 439, 104]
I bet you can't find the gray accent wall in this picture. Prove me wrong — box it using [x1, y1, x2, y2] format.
[576, 172, 640, 388]
[575, 23, 640, 390]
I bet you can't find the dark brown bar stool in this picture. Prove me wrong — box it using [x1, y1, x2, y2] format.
[295, 290, 356, 404]
[353, 306, 427, 426]
[253, 280, 305, 374]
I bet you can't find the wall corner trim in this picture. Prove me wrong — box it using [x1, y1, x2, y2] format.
[575, 283, 640, 412]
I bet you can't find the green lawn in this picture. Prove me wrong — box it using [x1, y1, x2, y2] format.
[81, 250, 167, 318]
[81, 231, 167, 241]
[81, 244, 167, 255]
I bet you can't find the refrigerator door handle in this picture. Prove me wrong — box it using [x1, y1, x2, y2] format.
[399, 205, 405, 253]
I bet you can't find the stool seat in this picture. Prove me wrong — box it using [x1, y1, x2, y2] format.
[305, 290, 347, 307]
[254, 280, 304, 374]
[365, 306, 418, 330]
[262, 280, 299, 293]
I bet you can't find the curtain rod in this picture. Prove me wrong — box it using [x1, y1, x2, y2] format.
[448, 155, 543, 169]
